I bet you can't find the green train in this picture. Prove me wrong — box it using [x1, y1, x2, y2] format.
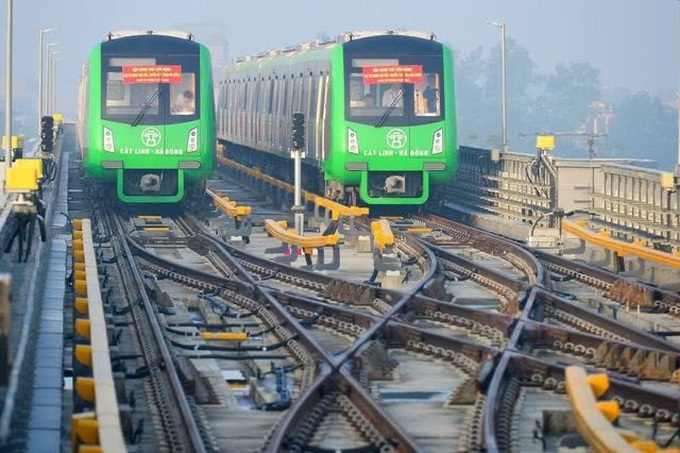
[77, 30, 215, 203]
[217, 30, 457, 205]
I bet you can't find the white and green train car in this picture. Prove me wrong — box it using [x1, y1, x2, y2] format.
[78, 30, 215, 203]
[218, 30, 458, 206]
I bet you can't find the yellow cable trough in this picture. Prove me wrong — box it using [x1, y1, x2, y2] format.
[264, 219, 339, 248]
[563, 219, 680, 269]
[217, 155, 368, 220]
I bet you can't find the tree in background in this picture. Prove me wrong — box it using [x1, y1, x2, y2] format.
[456, 39, 542, 149]
[608, 91, 677, 171]
[455, 40, 676, 166]
[541, 62, 602, 132]
[454, 46, 495, 145]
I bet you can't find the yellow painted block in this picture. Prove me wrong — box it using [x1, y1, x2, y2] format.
[536, 135, 555, 150]
[5, 167, 38, 191]
[74, 270, 87, 282]
[200, 332, 248, 341]
[73, 239, 84, 251]
[72, 416, 99, 446]
[76, 377, 96, 402]
[73, 250, 85, 264]
[598, 229, 611, 238]
[74, 262, 86, 272]
[596, 401, 620, 423]
[586, 373, 609, 398]
[71, 412, 96, 448]
[660, 172, 676, 190]
[2, 135, 24, 150]
[74, 279, 88, 297]
[74, 298, 89, 316]
[406, 227, 432, 234]
[14, 159, 43, 180]
[75, 344, 93, 367]
[75, 319, 91, 339]
[73, 219, 84, 231]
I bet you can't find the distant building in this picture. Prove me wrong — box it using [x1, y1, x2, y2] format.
[588, 101, 614, 135]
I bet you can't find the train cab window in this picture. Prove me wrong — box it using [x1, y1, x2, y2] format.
[343, 36, 445, 126]
[171, 74, 196, 115]
[101, 54, 200, 124]
[105, 57, 159, 116]
[415, 73, 440, 116]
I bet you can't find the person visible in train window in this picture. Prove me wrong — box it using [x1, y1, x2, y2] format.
[381, 83, 403, 107]
[423, 74, 439, 113]
[363, 93, 375, 107]
[174, 89, 195, 114]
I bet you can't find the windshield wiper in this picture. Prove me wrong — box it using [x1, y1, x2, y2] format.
[131, 89, 160, 127]
[374, 90, 403, 128]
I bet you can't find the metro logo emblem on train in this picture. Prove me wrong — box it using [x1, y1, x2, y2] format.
[386, 129, 407, 149]
[141, 127, 162, 147]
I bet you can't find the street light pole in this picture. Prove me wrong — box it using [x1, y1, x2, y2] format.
[2, 0, 13, 193]
[48, 52, 60, 115]
[45, 44, 59, 116]
[38, 27, 55, 130]
[51, 57, 60, 114]
[676, 0, 680, 174]
[488, 21, 508, 152]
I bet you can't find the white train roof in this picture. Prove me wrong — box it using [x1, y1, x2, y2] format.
[231, 29, 437, 64]
[104, 30, 194, 41]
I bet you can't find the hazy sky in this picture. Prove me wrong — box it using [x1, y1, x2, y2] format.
[3, 0, 679, 119]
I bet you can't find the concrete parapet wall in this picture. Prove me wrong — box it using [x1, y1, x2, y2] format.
[444, 147, 679, 251]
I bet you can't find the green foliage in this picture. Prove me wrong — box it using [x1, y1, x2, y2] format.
[608, 91, 677, 170]
[455, 41, 603, 152]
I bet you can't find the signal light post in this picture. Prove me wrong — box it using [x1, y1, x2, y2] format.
[291, 113, 305, 235]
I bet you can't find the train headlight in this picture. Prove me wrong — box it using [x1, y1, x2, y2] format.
[347, 128, 359, 154]
[187, 127, 198, 153]
[103, 127, 115, 153]
[432, 128, 443, 154]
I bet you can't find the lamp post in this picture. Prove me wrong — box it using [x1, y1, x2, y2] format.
[48, 52, 61, 115]
[38, 28, 55, 130]
[1, 0, 13, 193]
[676, 0, 680, 174]
[45, 44, 59, 116]
[488, 21, 508, 152]
[51, 57, 61, 114]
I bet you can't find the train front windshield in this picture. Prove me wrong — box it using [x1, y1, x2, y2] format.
[344, 36, 445, 127]
[101, 54, 199, 125]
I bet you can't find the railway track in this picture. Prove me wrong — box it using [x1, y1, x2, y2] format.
[65, 165, 680, 452]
